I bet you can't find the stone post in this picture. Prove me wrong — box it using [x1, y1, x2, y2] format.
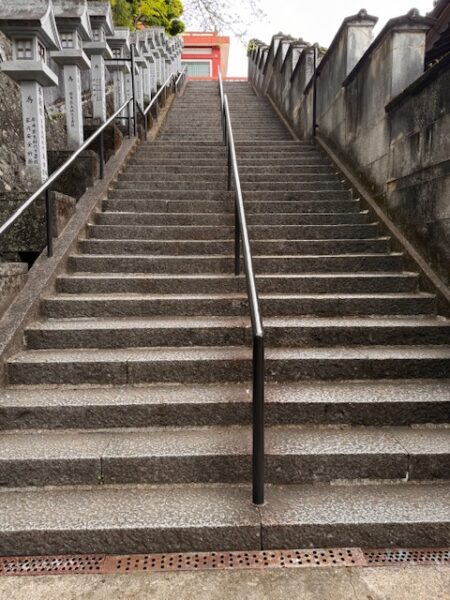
[51, 0, 92, 149]
[130, 32, 145, 110]
[137, 31, 151, 103]
[0, 0, 61, 184]
[107, 28, 131, 119]
[84, 1, 114, 124]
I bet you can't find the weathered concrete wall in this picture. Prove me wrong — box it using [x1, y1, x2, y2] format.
[249, 9, 450, 284]
[0, 262, 28, 316]
[386, 57, 450, 281]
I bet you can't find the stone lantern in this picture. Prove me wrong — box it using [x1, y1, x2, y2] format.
[149, 27, 165, 87]
[50, 0, 92, 149]
[84, 1, 114, 123]
[137, 30, 151, 104]
[144, 30, 158, 95]
[130, 31, 146, 110]
[0, 0, 61, 183]
[106, 27, 130, 117]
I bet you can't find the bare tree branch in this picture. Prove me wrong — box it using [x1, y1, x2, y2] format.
[183, 0, 266, 42]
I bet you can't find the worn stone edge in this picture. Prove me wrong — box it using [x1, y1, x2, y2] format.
[316, 132, 450, 317]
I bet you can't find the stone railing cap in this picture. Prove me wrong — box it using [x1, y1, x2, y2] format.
[343, 10, 435, 87]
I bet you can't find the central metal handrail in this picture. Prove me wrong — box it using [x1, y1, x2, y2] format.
[220, 82, 265, 505]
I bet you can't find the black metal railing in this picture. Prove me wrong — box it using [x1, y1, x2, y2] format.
[218, 72, 266, 506]
[174, 66, 188, 94]
[0, 96, 133, 257]
[0, 52, 185, 257]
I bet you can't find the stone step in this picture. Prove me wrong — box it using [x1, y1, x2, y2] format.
[1, 425, 449, 488]
[41, 292, 435, 319]
[2, 380, 448, 430]
[56, 272, 419, 295]
[6, 345, 450, 386]
[69, 251, 406, 273]
[25, 316, 450, 350]
[107, 189, 353, 201]
[118, 173, 340, 183]
[113, 181, 346, 192]
[88, 222, 380, 240]
[1, 481, 449, 555]
[102, 200, 365, 217]
[79, 238, 391, 256]
[95, 213, 376, 232]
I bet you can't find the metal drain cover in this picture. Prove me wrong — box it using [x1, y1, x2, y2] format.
[0, 547, 449, 577]
[0, 555, 105, 577]
[364, 548, 450, 567]
[103, 548, 365, 573]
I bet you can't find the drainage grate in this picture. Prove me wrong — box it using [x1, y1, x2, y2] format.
[1, 548, 449, 577]
[364, 548, 450, 567]
[0, 555, 105, 577]
[103, 548, 366, 573]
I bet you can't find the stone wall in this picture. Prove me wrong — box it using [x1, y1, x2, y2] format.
[0, 262, 28, 317]
[249, 10, 450, 284]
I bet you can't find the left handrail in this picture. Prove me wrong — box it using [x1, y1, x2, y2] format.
[0, 96, 134, 256]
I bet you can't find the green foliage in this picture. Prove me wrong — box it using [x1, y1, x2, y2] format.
[104, 0, 185, 33]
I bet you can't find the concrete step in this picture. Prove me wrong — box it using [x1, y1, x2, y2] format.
[2, 380, 449, 430]
[41, 292, 435, 319]
[56, 272, 420, 295]
[107, 189, 353, 201]
[1, 425, 449, 488]
[118, 173, 227, 183]
[25, 316, 450, 350]
[88, 222, 380, 240]
[95, 213, 377, 232]
[6, 345, 450, 385]
[119, 173, 341, 184]
[1, 481, 449, 555]
[69, 252, 406, 273]
[102, 200, 365, 217]
[79, 238, 391, 256]
[113, 181, 347, 193]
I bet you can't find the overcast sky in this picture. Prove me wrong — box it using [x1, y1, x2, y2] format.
[219, 0, 436, 76]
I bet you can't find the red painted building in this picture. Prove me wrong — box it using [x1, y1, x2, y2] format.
[181, 32, 230, 80]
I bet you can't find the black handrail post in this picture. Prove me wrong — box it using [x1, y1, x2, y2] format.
[313, 43, 318, 138]
[130, 44, 137, 138]
[144, 113, 148, 142]
[234, 200, 240, 276]
[45, 189, 53, 258]
[99, 129, 105, 179]
[252, 334, 265, 505]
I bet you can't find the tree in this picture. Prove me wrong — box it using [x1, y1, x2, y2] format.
[183, 0, 265, 41]
[108, 0, 186, 33]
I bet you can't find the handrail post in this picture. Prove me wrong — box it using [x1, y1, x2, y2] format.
[99, 130, 105, 180]
[234, 200, 240, 276]
[313, 43, 318, 137]
[252, 335, 265, 505]
[131, 44, 137, 138]
[45, 189, 53, 258]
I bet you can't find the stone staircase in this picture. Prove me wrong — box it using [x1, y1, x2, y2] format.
[0, 81, 449, 556]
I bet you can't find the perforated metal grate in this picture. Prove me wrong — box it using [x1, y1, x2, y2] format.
[0, 555, 105, 577]
[1, 548, 449, 577]
[364, 548, 450, 567]
[101, 548, 366, 573]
